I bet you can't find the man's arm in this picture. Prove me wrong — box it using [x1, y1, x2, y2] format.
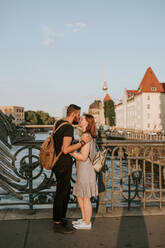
[62, 135, 90, 154]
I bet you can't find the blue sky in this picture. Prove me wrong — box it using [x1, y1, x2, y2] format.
[0, 0, 165, 117]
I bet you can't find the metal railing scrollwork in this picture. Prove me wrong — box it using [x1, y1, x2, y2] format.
[97, 141, 165, 213]
[0, 139, 165, 213]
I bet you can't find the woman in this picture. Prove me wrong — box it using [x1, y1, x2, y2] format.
[70, 114, 98, 230]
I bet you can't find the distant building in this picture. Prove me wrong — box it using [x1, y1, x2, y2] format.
[62, 106, 68, 118]
[115, 67, 165, 132]
[88, 100, 105, 126]
[0, 106, 24, 125]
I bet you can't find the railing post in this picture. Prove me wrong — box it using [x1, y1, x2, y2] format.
[97, 171, 106, 215]
[28, 147, 34, 211]
[128, 175, 131, 209]
[97, 191, 106, 215]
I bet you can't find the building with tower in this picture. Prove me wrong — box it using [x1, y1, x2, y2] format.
[115, 67, 165, 132]
[102, 80, 108, 97]
[88, 79, 112, 126]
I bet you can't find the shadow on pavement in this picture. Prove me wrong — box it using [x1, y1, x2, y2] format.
[116, 207, 149, 248]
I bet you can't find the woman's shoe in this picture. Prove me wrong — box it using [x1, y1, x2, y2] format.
[73, 222, 92, 230]
[72, 219, 84, 225]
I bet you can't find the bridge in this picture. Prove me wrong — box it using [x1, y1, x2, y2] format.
[1, 110, 165, 247]
[23, 125, 53, 129]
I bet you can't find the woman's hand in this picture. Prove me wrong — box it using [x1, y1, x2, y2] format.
[70, 152, 76, 158]
[70, 133, 91, 161]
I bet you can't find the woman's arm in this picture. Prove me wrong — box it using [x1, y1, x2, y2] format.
[70, 133, 91, 161]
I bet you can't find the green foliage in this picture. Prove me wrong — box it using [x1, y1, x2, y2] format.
[104, 100, 115, 126]
[24, 111, 56, 125]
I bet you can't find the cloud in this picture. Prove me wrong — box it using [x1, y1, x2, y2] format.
[67, 22, 87, 33]
[42, 22, 87, 46]
[43, 26, 64, 46]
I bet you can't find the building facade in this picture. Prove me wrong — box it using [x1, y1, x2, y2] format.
[88, 100, 105, 127]
[115, 67, 165, 132]
[0, 106, 24, 125]
[88, 94, 112, 127]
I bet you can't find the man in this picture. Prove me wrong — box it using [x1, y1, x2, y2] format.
[52, 104, 89, 234]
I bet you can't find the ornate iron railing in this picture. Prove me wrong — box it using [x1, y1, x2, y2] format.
[97, 140, 165, 213]
[0, 139, 165, 213]
[0, 140, 79, 210]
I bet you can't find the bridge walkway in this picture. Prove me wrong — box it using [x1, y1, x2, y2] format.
[1, 208, 165, 248]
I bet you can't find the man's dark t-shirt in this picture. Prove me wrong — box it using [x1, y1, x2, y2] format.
[53, 119, 74, 168]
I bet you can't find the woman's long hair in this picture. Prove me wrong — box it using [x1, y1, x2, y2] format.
[83, 114, 97, 138]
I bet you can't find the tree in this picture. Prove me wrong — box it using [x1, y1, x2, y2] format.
[25, 111, 38, 124]
[104, 100, 115, 126]
[24, 111, 56, 125]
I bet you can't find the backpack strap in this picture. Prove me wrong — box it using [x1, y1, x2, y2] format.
[52, 121, 72, 165]
[52, 120, 58, 133]
[53, 120, 70, 134]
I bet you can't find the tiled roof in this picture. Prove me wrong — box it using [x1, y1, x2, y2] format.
[103, 93, 112, 102]
[126, 67, 165, 96]
[126, 90, 139, 98]
[138, 67, 165, 93]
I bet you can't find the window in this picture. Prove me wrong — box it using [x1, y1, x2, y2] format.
[147, 123, 150, 128]
[147, 95, 150, 100]
[151, 87, 157, 91]
[147, 104, 150, 109]
[147, 113, 150, 119]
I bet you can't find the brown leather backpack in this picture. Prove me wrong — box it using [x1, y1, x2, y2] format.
[39, 121, 69, 170]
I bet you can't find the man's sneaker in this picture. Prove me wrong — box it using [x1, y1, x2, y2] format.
[72, 219, 84, 225]
[53, 223, 75, 234]
[73, 222, 92, 230]
[61, 218, 69, 226]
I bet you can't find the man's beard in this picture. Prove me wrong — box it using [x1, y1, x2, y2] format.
[72, 120, 79, 125]
[72, 117, 79, 125]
